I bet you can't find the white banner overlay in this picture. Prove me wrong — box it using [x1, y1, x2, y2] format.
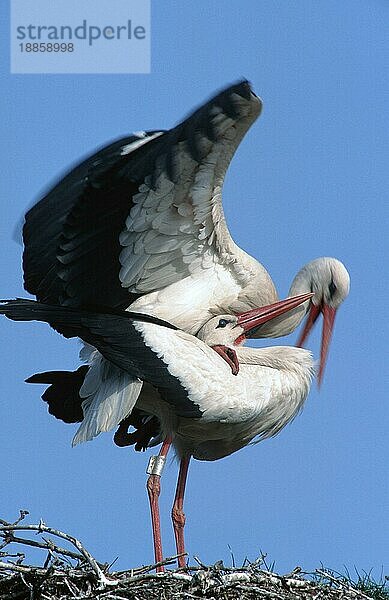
[10, 0, 150, 74]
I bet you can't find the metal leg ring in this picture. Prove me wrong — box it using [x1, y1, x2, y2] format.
[146, 455, 166, 476]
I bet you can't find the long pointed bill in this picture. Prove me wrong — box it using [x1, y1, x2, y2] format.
[235, 292, 314, 344]
[296, 303, 321, 348]
[296, 303, 337, 386]
[318, 305, 337, 386]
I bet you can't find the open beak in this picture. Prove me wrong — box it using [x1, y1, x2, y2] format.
[235, 292, 314, 343]
[212, 345, 241, 375]
[296, 303, 337, 386]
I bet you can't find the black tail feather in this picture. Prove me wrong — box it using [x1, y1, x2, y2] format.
[26, 366, 87, 423]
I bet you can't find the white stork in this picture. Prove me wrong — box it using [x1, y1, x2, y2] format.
[0, 292, 314, 570]
[22, 80, 349, 386]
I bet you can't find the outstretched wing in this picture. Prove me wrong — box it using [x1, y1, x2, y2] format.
[23, 131, 164, 308]
[0, 299, 203, 418]
[23, 80, 262, 309]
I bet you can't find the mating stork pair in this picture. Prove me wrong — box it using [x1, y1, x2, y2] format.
[1, 80, 349, 570]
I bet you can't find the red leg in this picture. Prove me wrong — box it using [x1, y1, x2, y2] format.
[146, 437, 172, 572]
[171, 456, 190, 568]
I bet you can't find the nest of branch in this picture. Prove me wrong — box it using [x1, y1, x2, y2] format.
[1, 512, 387, 600]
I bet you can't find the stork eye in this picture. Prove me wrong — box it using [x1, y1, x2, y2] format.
[216, 318, 230, 328]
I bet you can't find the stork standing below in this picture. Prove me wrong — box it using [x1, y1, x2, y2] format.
[0, 291, 314, 570]
[22, 80, 350, 387]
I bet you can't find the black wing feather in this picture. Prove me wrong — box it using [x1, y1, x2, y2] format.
[23, 133, 163, 308]
[1, 299, 201, 418]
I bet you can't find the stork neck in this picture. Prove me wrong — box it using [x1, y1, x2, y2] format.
[236, 345, 314, 380]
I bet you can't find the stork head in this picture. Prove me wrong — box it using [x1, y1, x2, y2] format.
[197, 292, 314, 375]
[295, 257, 350, 385]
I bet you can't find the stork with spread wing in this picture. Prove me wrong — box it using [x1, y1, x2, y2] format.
[23, 81, 349, 384]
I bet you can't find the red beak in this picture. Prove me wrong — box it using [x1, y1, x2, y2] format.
[296, 303, 337, 386]
[235, 292, 314, 344]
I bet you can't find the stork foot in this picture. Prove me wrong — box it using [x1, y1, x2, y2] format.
[114, 413, 160, 450]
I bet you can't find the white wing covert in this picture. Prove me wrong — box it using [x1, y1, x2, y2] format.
[119, 81, 262, 295]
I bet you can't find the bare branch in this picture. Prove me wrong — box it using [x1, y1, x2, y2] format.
[1, 533, 83, 562]
[0, 520, 116, 587]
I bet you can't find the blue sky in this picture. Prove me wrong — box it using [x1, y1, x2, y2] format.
[0, 0, 388, 578]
